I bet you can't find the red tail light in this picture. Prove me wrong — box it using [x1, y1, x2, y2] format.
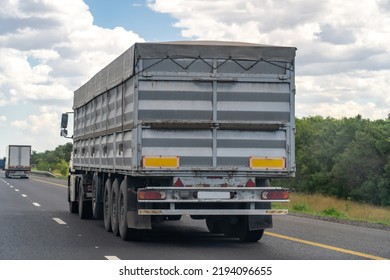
[245, 178, 256, 187]
[138, 190, 166, 200]
[261, 190, 289, 200]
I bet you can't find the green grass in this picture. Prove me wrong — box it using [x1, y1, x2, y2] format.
[273, 193, 390, 227]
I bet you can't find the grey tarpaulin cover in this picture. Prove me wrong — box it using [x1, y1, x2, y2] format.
[74, 41, 296, 109]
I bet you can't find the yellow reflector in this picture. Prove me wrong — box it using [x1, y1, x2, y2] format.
[249, 157, 285, 170]
[265, 209, 288, 214]
[143, 156, 179, 169]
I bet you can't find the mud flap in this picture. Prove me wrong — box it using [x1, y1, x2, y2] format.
[249, 201, 273, 230]
[248, 215, 273, 231]
[126, 211, 151, 229]
[126, 187, 151, 229]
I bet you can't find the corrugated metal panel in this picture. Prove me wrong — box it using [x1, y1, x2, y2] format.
[216, 130, 286, 167]
[123, 79, 134, 125]
[217, 82, 291, 122]
[138, 81, 213, 121]
[122, 131, 133, 169]
[85, 101, 93, 135]
[100, 135, 108, 167]
[142, 129, 213, 167]
[106, 134, 115, 167]
[107, 88, 116, 130]
[91, 137, 100, 166]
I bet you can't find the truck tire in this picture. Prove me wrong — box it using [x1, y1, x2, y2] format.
[92, 173, 103, 220]
[119, 179, 144, 241]
[206, 218, 223, 234]
[237, 216, 264, 243]
[78, 177, 92, 219]
[68, 184, 78, 214]
[238, 229, 264, 243]
[110, 178, 121, 236]
[103, 178, 112, 232]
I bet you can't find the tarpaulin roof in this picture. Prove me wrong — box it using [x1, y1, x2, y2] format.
[74, 41, 296, 109]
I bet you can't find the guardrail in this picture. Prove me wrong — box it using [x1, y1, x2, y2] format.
[30, 170, 58, 178]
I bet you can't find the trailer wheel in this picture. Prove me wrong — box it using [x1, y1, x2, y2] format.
[69, 198, 78, 214]
[78, 177, 92, 219]
[119, 179, 144, 241]
[238, 229, 264, 243]
[68, 182, 78, 214]
[206, 218, 223, 234]
[237, 216, 264, 242]
[166, 215, 182, 221]
[103, 178, 112, 232]
[110, 178, 121, 236]
[92, 173, 103, 220]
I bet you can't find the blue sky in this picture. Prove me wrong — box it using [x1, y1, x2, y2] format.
[0, 0, 389, 155]
[84, 0, 180, 41]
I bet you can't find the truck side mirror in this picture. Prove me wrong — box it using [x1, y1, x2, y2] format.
[61, 113, 68, 129]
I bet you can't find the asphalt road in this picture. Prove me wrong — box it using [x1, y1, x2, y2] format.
[0, 171, 389, 260]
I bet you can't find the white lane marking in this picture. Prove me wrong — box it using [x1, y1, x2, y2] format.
[15, 189, 19, 192]
[10, 185, 13, 188]
[52, 218, 67, 225]
[32, 202, 41, 207]
[21, 194, 27, 198]
[105, 256, 121, 260]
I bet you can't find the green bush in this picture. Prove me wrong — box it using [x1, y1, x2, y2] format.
[292, 204, 309, 212]
[322, 207, 347, 218]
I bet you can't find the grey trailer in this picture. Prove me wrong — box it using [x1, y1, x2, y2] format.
[5, 145, 31, 178]
[62, 41, 296, 242]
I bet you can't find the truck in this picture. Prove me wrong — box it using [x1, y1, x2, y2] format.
[5, 145, 31, 178]
[0, 157, 5, 170]
[61, 41, 296, 242]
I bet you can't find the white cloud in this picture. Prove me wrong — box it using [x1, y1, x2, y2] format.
[148, 0, 390, 119]
[0, 0, 144, 107]
[9, 105, 74, 152]
[296, 68, 390, 119]
[0, 0, 145, 152]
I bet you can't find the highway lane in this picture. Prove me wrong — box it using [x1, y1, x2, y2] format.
[0, 172, 389, 260]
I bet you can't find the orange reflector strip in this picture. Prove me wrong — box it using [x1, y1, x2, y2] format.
[138, 191, 166, 200]
[261, 190, 289, 200]
[249, 157, 285, 170]
[265, 209, 288, 214]
[143, 156, 179, 169]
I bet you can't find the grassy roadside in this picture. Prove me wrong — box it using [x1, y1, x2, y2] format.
[273, 193, 390, 227]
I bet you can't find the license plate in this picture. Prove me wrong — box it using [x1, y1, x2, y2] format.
[197, 191, 230, 199]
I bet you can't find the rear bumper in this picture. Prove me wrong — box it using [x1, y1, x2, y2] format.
[138, 209, 288, 215]
[6, 170, 30, 178]
[137, 186, 289, 216]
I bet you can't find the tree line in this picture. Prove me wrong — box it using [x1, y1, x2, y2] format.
[278, 115, 390, 206]
[32, 116, 390, 206]
[31, 142, 72, 176]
